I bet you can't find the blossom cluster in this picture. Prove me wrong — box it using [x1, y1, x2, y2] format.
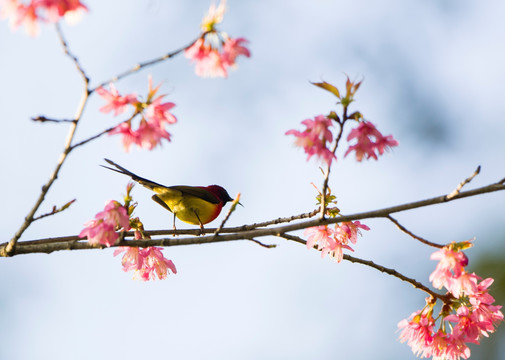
[286, 79, 398, 166]
[114, 246, 177, 281]
[96, 76, 177, 152]
[0, 0, 87, 36]
[285, 115, 336, 166]
[184, 0, 250, 78]
[304, 221, 370, 263]
[398, 242, 503, 359]
[79, 183, 176, 281]
[344, 120, 399, 161]
[78, 200, 129, 248]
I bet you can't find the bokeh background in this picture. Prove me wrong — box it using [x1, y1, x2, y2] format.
[1, 0, 504, 359]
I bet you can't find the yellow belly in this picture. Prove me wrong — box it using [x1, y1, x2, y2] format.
[155, 189, 221, 225]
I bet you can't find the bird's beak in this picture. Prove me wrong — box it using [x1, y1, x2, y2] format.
[237, 201, 244, 207]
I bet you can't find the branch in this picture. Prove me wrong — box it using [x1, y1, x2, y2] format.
[91, 33, 205, 92]
[32, 116, 76, 124]
[387, 215, 444, 248]
[4, 26, 90, 256]
[32, 199, 76, 222]
[214, 193, 241, 235]
[278, 233, 451, 303]
[342, 254, 452, 303]
[446, 166, 481, 200]
[321, 116, 345, 218]
[55, 23, 90, 85]
[3, 179, 504, 257]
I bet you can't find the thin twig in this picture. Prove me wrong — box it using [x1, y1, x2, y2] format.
[321, 111, 347, 218]
[234, 209, 320, 231]
[446, 166, 481, 200]
[91, 33, 205, 92]
[342, 254, 453, 304]
[70, 112, 139, 150]
[32, 199, 76, 222]
[387, 215, 444, 248]
[32, 116, 76, 124]
[214, 193, 241, 236]
[55, 23, 89, 85]
[245, 239, 277, 249]
[278, 233, 451, 303]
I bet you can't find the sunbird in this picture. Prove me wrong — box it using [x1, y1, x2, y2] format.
[102, 159, 235, 233]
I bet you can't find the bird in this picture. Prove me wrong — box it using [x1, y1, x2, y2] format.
[101, 158, 235, 234]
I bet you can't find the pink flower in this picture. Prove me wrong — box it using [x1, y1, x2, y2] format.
[108, 122, 138, 151]
[185, 35, 251, 78]
[429, 247, 468, 290]
[79, 220, 118, 247]
[304, 221, 368, 263]
[105, 77, 177, 151]
[286, 115, 336, 166]
[344, 121, 398, 161]
[445, 306, 489, 344]
[398, 309, 435, 358]
[448, 272, 479, 298]
[145, 97, 177, 125]
[221, 37, 251, 67]
[135, 119, 172, 150]
[431, 331, 471, 360]
[139, 247, 177, 281]
[39, 0, 87, 23]
[305, 225, 333, 250]
[335, 221, 370, 245]
[96, 83, 137, 116]
[1, 0, 39, 36]
[0, 0, 87, 35]
[79, 200, 130, 247]
[114, 246, 177, 281]
[114, 246, 144, 272]
[468, 278, 504, 333]
[185, 38, 227, 78]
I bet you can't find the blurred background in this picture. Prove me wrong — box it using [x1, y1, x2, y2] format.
[0, 0, 504, 359]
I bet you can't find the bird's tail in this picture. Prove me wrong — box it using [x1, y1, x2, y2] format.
[102, 158, 165, 190]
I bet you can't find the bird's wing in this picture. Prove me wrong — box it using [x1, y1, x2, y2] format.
[170, 185, 221, 204]
[102, 158, 167, 191]
[151, 194, 173, 213]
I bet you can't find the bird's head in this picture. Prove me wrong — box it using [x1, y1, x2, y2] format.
[206, 185, 234, 204]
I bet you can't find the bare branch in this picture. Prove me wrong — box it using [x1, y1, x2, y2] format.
[32, 199, 76, 222]
[55, 23, 90, 86]
[342, 254, 453, 304]
[246, 239, 277, 249]
[387, 215, 444, 248]
[278, 233, 452, 303]
[91, 33, 205, 92]
[321, 111, 347, 218]
[32, 116, 76, 124]
[214, 193, 241, 235]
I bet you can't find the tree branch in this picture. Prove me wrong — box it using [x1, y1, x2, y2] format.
[387, 215, 444, 248]
[90, 33, 205, 92]
[3, 179, 504, 257]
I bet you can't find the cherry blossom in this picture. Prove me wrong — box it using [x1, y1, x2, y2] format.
[0, 0, 87, 36]
[286, 115, 336, 166]
[344, 120, 398, 161]
[96, 83, 138, 116]
[79, 200, 130, 247]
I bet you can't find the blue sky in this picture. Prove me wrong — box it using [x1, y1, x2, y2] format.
[1, 1, 504, 359]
